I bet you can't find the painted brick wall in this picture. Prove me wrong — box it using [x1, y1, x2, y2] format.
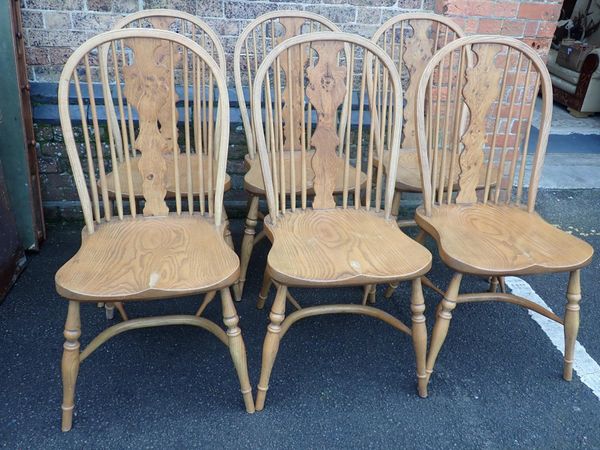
[22, 0, 434, 82]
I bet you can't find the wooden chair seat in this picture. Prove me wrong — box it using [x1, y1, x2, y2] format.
[105, 154, 231, 197]
[415, 203, 594, 275]
[264, 208, 432, 287]
[244, 152, 367, 195]
[56, 214, 239, 302]
[377, 149, 496, 192]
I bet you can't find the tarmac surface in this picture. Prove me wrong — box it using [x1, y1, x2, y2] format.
[0, 188, 598, 449]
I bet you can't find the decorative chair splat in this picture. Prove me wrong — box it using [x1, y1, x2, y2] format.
[306, 41, 347, 209]
[402, 20, 434, 149]
[456, 45, 502, 204]
[122, 37, 180, 216]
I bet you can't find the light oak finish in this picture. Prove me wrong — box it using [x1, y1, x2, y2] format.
[232, 11, 342, 301]
[56, 29, 253, 431]
[412, 36, 594, 392]
[251, 32, 433, 410]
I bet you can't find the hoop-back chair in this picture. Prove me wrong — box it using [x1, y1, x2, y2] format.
[413, 36, 593, 391]
[96, 10, 231, 319]
[56, 29, 254, 431]
[250, 32, 433, 410]
[233, 11, 368, 303]
[371, 13, 491, 299]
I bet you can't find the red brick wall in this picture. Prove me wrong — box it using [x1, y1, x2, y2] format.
[435, 0, 564, 59]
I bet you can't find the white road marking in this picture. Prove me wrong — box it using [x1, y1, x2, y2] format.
[505, 276, 600, 400]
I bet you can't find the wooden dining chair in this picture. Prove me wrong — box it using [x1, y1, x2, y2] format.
[413, 35, 594, 391]
[375, 14, 504, 300]
[233, 11, 354, 303]
[371, 13, 466, 222]
[250, 32, 433, 410]
[56, 28, 254, 431]
[96, 9, 232, 320]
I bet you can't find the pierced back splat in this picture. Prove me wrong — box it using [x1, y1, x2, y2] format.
[306, 41, 346, 209]
[456, 45, 502, 204]
[122, 37, 179, 216]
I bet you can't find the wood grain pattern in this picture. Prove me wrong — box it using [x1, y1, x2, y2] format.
[456, 45, 502, 204]
[415, 203, 593, 275]
[122, 37, 174, 216]
[264, 208, 431, 286]
[306, 41, 347, 209]
[105, 155, 231, 197]
[55, 215, 239, 301]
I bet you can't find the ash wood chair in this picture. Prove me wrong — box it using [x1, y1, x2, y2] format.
[372, 13, 461, 300]
[56, 28, 254, 432]
[413, 35, 594, 392]
[233, 11, 368, 303]
[96, 9, 231, 319]
[371, 13, 466, 223]
[375, 14, 504, 300]
[250, 32, 433, 410]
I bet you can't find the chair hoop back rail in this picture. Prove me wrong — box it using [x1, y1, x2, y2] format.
[56, 28, 254, 431]
[250, 32, 434, 410]
[413, 35, 593, 391]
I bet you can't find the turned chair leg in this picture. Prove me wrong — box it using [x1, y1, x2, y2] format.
[61, 301, 81, 432]
[368, 284, 376, 304]
[425, 272, 463, 385]
[410, 278, 428, 398]
[257, 269, 273, 310]
[564, 269, 582, 381]
[234, 194, 259, 301]
[256, 284, 287, 411]
[105, 302, 115, 320]
[220, 288, 255, 413]
[362, 284, 376, 305]
[114, 302, 128, 321]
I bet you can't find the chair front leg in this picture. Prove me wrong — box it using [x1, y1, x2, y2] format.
[410, 278, 428, 398]
[234, 194, 259, 301]
[257, 268, 272, 310]
[220, 288, 255, 413]
[564, 269, 582, 381]
[425, 272, 462, 385]
[61, 301, 81, 432]
[256, 284, 287, 411]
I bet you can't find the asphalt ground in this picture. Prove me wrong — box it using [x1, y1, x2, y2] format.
[0, 188, 598, 449]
